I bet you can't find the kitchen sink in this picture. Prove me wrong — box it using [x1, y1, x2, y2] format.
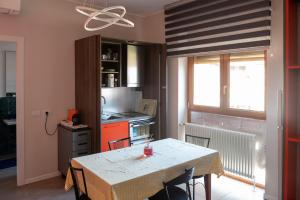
[101, 113, 123, 121]
[106, 115, 122, 120]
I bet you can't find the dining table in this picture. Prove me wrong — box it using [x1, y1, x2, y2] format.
[65, 138, 224, 200]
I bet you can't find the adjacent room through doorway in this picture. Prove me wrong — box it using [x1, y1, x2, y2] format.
[0, 41, 17, 178]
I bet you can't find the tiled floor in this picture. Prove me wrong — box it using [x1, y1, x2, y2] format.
[0, 167, 73, 200]
[194, 175, 264, 200]
[0, 167, 264, 200]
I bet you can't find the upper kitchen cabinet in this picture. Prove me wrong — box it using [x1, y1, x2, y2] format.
[101, 39, 145, 88]
[122, 44, 145, 87]
[101, 41, 122, 88]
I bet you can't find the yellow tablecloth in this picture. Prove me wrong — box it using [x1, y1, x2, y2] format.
[65, 138, 224, 200]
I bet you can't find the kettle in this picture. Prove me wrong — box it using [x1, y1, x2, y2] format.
[72, 113, 80, 126]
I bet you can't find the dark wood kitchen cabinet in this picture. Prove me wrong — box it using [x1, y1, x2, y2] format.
[75, 35, 166, 152]
[143, 44, 167, 139]
[75, 35, 101, 153]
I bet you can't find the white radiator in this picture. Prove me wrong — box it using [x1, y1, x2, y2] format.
[184, 123, 256, 179]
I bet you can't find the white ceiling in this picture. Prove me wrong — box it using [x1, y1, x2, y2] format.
[67, 0, 180, 16]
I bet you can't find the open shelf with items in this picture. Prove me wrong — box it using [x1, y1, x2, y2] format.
[101, 71, 119, 74]
[101, 41, 122, 88]
[284, 0, 300, 199]
[102, 60, 119, 63]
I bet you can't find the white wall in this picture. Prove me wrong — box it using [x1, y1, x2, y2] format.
[166, 57, 187, 140]
[0, 0, 155, 184]
[177, 58, 188, 140]
[264, 0, 284, 199]
[166, 57, 179, 139]
[141, 11, 165, 43]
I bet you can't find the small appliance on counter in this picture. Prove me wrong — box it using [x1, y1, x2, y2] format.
[67, 108, 80, 124]
[61, 108, 88, 130]
[60, 120, 88, 130]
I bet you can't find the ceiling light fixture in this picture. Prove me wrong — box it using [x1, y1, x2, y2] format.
[75, 0, 134, 31]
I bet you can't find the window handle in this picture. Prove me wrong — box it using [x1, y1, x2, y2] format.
[223, 85, 228, 95]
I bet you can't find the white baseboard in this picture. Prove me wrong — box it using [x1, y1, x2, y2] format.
[25, 170, 61, 185]
[264, 193, 278, 200]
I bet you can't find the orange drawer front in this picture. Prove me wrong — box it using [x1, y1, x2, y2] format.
[101, 121, 129, 152]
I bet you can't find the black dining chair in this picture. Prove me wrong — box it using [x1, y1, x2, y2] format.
[185, 135, 211, 200]
[108, 137, 132, 151]
[149, 167, 195, 200]
[69, 163, 91, 200]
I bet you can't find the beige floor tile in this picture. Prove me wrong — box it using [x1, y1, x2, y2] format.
[0, 167, 264, 200]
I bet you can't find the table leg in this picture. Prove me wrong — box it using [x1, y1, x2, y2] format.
[204, 174, 211, 200]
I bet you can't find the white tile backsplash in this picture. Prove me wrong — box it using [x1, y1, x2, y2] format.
[101, 87, 142, 113]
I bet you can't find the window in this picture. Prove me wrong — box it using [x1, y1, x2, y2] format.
[188, 51, 266, 119]
[193, 56, 220, 107]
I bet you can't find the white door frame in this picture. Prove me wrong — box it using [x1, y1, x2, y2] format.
[0, 35, 25, 186]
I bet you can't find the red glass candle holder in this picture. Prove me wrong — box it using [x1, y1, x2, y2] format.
[144, 145, 153, 157]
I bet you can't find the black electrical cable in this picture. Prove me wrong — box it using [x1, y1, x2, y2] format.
[44, 112, 57, 136]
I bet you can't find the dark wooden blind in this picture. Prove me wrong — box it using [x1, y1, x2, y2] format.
[165, 0, 271, 57]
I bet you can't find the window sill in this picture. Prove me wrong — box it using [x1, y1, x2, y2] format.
[189, 106, 266, 120]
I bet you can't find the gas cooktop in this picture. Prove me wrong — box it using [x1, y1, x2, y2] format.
[119, 112, 149, 117]
[101, 111, 153, 123]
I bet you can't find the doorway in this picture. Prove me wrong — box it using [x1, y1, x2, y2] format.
[0, 42, 17, 175]
[0, 36, 24, 186]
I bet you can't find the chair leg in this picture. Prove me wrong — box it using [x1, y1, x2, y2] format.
[193, 179, 195, 200]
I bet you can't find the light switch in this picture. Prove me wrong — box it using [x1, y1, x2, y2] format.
[31, 110, 41, 116]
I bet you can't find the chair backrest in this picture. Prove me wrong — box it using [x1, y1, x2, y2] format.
[69, 163, 89, 200]
[185, 135, 210, 148]
[164, 167, 195, 187]
[163, 167, 195, 200]
[108, 137, 131, 150]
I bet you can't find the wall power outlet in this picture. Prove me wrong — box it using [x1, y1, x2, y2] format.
[42, 109, 51, 116]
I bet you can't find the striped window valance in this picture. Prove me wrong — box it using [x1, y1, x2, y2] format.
[165, 0, 271, 57]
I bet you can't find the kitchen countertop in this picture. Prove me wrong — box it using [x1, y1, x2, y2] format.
[101, 112, 153, 124]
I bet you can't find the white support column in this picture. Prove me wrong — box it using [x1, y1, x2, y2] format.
[264, 0, 284, 199]
[166, 57, 188, 140]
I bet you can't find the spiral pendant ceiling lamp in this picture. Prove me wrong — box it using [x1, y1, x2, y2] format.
[75, 0, 134, 31]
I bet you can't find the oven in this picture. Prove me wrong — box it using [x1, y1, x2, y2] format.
[129, 118, 155, 145]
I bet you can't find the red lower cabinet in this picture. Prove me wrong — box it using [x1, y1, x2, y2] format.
[101, 121, 129, 152]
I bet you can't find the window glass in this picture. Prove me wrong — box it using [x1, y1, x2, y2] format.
[229, 53, 265, 112]
[193, 56, 220, 107]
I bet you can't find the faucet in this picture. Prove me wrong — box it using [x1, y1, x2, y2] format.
[101, 96, 106, 114]
[101, 96, 106, 104]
